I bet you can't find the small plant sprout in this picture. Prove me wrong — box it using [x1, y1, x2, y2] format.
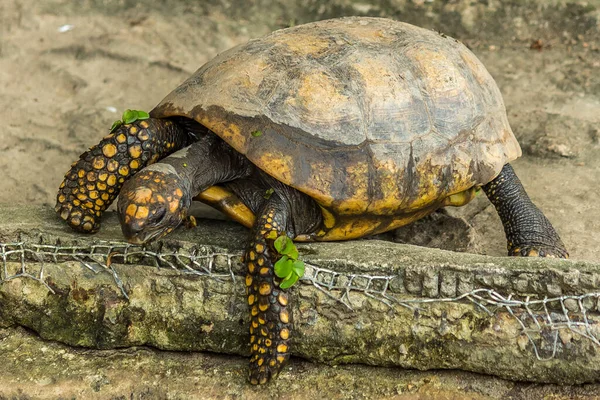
[273, 234, 304, 289]
[110, 109, 150, 133]
[264, 188, 274, 199]
[251, 130, 263, 137]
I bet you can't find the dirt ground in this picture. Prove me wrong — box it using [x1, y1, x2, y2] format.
[1, 0, 599, 263]
[1, 1, 600, 398]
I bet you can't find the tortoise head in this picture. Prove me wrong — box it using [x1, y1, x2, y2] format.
[117, 168, 191, 244]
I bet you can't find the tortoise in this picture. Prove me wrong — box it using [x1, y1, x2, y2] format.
[55, 17, 568, 384]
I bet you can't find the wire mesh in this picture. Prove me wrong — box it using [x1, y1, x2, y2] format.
[1, 238, 599, 361]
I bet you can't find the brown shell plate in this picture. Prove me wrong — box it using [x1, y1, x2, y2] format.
[152, 17, 521, 231]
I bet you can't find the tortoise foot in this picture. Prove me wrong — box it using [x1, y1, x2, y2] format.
[509, 245, 569, 259]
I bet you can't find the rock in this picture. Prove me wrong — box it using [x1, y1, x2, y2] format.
[2, 206, 600, 385]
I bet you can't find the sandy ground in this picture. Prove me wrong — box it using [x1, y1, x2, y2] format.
[1, 1, 599, 263]
[1, 1, 600, 398]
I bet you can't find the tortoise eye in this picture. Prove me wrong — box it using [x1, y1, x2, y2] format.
[148, 206, 167, 226]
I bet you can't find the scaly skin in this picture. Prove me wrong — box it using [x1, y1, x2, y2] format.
[246, 201, 293, 385]
[55, 118, 192, 232]
[482, 164, 568, 258]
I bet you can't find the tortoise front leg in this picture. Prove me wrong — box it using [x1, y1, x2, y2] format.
[483, 163, 568, 258]
[246, 196, 294, 385]
[55, 118, 194, 233]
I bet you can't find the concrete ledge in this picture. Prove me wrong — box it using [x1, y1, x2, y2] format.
[1, 206, 600, 385]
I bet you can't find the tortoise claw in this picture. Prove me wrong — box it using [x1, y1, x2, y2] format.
[509, 245, 569, 259]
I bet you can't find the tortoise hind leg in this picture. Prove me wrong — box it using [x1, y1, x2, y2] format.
[246, 195, 295, 385]
[482, 163, 568, 258]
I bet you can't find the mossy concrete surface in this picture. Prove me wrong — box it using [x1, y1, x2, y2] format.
[1, 205, 600, 390]
[2, 326, 600, 400]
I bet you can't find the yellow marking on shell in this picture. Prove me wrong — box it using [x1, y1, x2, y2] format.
[255, 244, 265, 253]
[169, 200, 179, 213]
[259, 267, 269, 276]
[256, 152, 294, 187]
[77, 193, 87, 201]
[139, 120, 149, 129]
[92, 157, 105, 170]
[320, 206, 336, 229]
[277, 293, 288, 306]
[95, 199, 104, 206]
[199, 117, 247, 156]
[107, 160, 119, 172]
[407, 44, 466, 97]
[72, 199, 81, 206]
[135, 206, 149, 219]
[528, 249, 539, 257]
[86, 183, 95, 191]
[264, 223, 272, 229]
[265, 339, 272, 347]
[118, 166, 130, 176]
[335, 161, 369, 214]
[277, 344, 288, 353]
[258, 347, 266, 354]
[248, 251, 256, 261]
[102, 143, 117, 158]
[259, 283, 272, 296]
[258, 316, 266, 325]
[251, 306, 258, 316]
[101, 193, 109, 201]
[82, 222, 93, 231]
[248, 262, 255, 273]
[248, 294, 256, 305]
[259, 302, 269, 312]
[98, 173, 108, 182]
[245, 275, 253, 287]
[279, 310, 290, 324]
[58, 194, 66, 203]
[84, 201, 94, 209]
[129, 126, 138, 135]
[443, 187, 477, 207]
[126, 204, 137, 217]
[89, 191, 99, 199]
[107, 175, 117, 186]
[128, 145, 142, 159]
[97, 182, 107, 191]
[277, 355, 286, 364]
[269, 360, 276, 367]
[77, 169, 85, 178]
[116, 134, 127, 143]
[257, 258, 264, 267]
[257, 358, 264, 366]
[280, 328, 289, 340]
[175, 188, 183, 197]
[260, 326, 268, 336]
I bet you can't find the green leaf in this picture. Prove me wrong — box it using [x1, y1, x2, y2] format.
[110, 120, 123, 133]
[274, 235, 289, 253]
[282, 241, 298, 259]
[274, 256, 292, 278]
[264, 188, 274, 199]
[251, 130, 263, 137]
[292, 260, 305, 277]
[122, 109, 138, 124]
[136, 110, 150, 120]
[279, 273, 299, 289]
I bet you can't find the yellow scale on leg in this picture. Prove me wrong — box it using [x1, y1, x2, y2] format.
[246, 209, 292, 385]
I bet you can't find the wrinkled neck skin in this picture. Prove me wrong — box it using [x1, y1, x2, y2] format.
[164, 133, 254, 195]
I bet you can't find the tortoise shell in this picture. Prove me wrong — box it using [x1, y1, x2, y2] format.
[152, 17, 521, 240]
